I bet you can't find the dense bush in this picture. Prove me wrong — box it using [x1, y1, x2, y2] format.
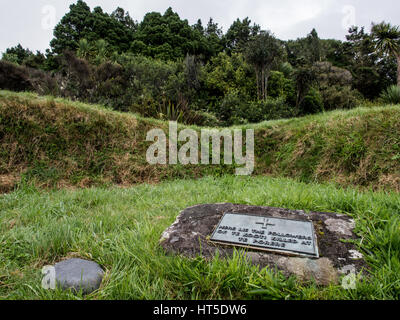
[320, 86, 361, 110]
[217, 94, 296, 125]
[267, 71, 286, 98]
[203, 52, 256, 98]
[312, 61, 361, 110]
[59, 51, 94, 100]
[215, 91, 249, 125]
[0, 60, 57, 95]
[300, 87, 324, 114]
[2, 2, 399, 128]
[27, 69, 59, 96]
[57, 52, 195, 114]
[91, 61, 127, 109]
[249, 97, 297, 121]
[193, 111, 221, 127]
[0, 61, 33, 92]
[0, 51, 368, 126]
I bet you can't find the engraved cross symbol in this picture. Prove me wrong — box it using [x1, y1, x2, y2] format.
[256, 218, 275, 231]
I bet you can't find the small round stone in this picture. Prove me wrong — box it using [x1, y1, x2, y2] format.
[54, 258, 104, 294]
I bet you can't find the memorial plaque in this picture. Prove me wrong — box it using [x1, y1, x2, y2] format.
[211, 213, 319, 258]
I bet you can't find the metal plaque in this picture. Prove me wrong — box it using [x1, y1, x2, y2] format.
[210, 213, 319, 258]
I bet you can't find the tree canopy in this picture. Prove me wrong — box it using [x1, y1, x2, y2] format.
[50, 0, 134, 54]
[132, 8, 208, 60]
[2, 1, 400, 126]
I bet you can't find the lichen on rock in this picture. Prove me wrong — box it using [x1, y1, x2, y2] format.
[160, 203, 367, 286]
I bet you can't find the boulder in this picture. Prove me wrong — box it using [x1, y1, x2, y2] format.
[54, 258, 104, 294]
[160, 203, 367, 286]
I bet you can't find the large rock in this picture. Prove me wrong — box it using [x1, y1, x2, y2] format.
[55, 258, 104, 294]
[160, 203, 367, 286]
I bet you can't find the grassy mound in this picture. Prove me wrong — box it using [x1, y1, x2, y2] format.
[1, 90, 400, 192]
[1, 176, 399, 299]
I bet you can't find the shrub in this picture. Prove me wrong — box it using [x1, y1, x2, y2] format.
[312, 61, 353, 86]
[217, 91, 249, 125]
[219, 94, 297, 125]
[0, 61, 33, 92]
[118, 53, 178, 101]
[193, 111, 221, 127]
[311, 61, 361, 110]
[0, 60, 58, 95]
[300, 88, 324, 115]
[321, 86, 361, 110]
[239, 101, 264, 123]
[59, 51, 94, 100]
[157, 100, 185, 122]
[247, 97, 297, 122]
[263, 97, 297, 121]
[380, 85, 400, 104]
[130, 96, 208, 126]
[203, 52, 256, 100]
[129, 95, 160, 118]
[91, 61, 127, 110]
[27, 69, 59, 96]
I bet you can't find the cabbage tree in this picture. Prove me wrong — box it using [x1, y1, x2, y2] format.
[372, 22, 400, 87]
[245, 31, 283, 100]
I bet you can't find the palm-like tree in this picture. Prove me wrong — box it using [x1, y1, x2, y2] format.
[77, 39, 91, 60]
[95, 39, 108, 65]
[244, 31, 283, 100]
[371, 22, 400, 87]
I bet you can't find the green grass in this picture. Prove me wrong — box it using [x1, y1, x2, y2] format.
[1, 175, 400, 300]
[1, 90, 400, 192]
[1, 90, 400, 300]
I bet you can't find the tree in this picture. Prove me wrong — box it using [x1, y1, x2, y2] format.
[3, 44, 32, 64]
[2, 44, 46, 70]
[244, 31, 283, 100]
[311, 61, 359, 110]
[50, 1, 134, 54]
[1, 53, 19, 64]
[50, 0, 92, 54]
[203, 18, 224, 60]
[343, 26, 385, 99]
[193, 19, 204, 34]
[286, 29, 323, 67]
[294, 66, 316, 110]
[224, 18, 260, 53]
[111, 7, 137, 31]
[371, 22, 400, 87]
[204, 52, 256, 99]
[306, 29, 322, 63]
[134, 8, 207, 60]
[87, 6, 133, 53]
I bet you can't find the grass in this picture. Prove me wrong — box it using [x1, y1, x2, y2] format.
[1, 90, 400, 300]
[1, 175, 400, 300]
[1, 90, 400, 192]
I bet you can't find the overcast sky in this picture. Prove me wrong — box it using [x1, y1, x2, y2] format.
[0, 0, 398, 54]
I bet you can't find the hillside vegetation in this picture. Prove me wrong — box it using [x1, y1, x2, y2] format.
[1, 90, 399, 193]
[3, 3, 399, 127]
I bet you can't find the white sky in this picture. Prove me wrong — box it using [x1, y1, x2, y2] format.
[0, 0, 398, 54]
